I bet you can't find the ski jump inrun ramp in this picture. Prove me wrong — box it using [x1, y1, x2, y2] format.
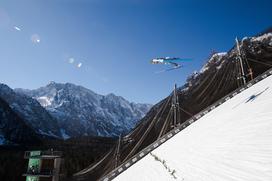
[101, 68, 272, 181]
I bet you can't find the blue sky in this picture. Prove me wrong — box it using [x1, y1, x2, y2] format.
[0, 0, 271, 104]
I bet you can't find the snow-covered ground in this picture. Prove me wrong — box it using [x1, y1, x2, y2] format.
[113, 74, 272, 181]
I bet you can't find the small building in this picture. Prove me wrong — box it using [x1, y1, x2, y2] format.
[22, 150, 62, 181]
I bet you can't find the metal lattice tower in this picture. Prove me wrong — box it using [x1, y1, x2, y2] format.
[115, 135, 122, 168]
[172, 84, 179, 127]
[236, 37, 247, 85]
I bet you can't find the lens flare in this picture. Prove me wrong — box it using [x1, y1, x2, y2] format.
[77, 63, 82, 68]
[31, 34, 41, 43]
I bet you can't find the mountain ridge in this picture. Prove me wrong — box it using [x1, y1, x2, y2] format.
[14, 82, 152, 138]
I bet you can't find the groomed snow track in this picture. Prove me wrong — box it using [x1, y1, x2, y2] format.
[100, 67, 272, 181]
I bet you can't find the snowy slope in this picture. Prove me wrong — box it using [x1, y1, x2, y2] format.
[112, 73, 272, 181]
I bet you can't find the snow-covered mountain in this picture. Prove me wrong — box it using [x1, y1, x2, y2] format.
[0, 84, 62, 138]
[15, 82, 152, 138]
